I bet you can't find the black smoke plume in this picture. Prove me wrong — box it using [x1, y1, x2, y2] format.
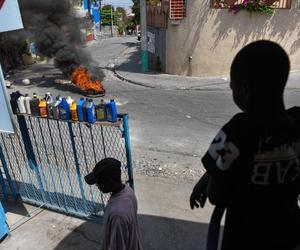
[16, 0, 103, 79]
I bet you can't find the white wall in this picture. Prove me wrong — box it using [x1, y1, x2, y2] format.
[166, 0, 300, 77]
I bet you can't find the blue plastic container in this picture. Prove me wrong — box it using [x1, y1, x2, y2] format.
[77, 97, 86, 122]
[86, 99, 96, 124]
[59, 98, 70, 120]
[105, 99, 117, 123]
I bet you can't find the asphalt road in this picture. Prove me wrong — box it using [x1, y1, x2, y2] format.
[7, 36, 300, 180]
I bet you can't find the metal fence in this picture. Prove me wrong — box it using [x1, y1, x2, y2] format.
[0, 114, 133, 218]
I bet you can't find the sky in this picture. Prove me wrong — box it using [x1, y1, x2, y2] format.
[102, 0, 133, 8]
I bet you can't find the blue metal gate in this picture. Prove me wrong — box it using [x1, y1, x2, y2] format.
[0, 114, 133, 218]
[0, 201, 9, 241]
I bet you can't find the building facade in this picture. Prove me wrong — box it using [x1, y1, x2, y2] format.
[164, 0, 300, 77]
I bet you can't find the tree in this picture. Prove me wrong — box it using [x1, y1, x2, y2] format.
[101, 5, 117, 26]
[132, 0, 140, 24]
[116, 7, 126, 17]
[102, 4, 114, 11]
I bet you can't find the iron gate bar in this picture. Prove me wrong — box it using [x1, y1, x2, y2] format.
[17, 116, 46, 203]
[78, 123, 96, 212]
[1, 134, 31, 200]
[39, 120, 61, 206]
[123, 114, 134, 189]
[37, 118, 62, 209]
[0, 144, 16, 198]
[35, 118, 56, 206]
[89, 125, 105, 212]
[68, 122, 88, 214]
[28, 116, 52, 205]
[56, 120, 79, 212]
[100, 126, 107, 158]
[0, 166, 8, 198]
[14, 132, 41, 203]
[46, 119, 69, 212]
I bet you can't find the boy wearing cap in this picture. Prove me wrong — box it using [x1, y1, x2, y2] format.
[190, 41, 300, 250]
[85, 158, 143, 250]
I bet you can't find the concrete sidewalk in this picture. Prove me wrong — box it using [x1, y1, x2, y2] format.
[114, 42, 300, 91]
[1, 175, 215, 250]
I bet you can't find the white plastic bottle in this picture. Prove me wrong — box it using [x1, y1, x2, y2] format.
[24, 94, 32, 115]
[17, 96, 26, 114]
[66, 96, 74, 107]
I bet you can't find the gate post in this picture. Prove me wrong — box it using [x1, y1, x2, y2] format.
[0, 201, 9, 240]
[16, 116, 46, 203]
[122, 114, 134, 189]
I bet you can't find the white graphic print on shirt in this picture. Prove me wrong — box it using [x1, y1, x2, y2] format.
[252, 138, 300, 185]
[208, 130, 240, 171]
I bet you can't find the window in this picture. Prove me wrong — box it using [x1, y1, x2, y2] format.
[170, 0, 186, 20]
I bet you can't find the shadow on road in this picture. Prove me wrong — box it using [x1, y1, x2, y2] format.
[53, 214, 209, 250]
[116, 43, 142, 74]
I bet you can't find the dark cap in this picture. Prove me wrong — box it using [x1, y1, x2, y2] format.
[84, 158, 121, 185]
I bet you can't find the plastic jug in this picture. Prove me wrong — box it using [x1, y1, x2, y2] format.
[17, 96, 26, 114]
[105, 99, 117, 123]
[70, 101, 78, 122]
[77, 98, 86, 122]
[53, 96, 62, 120]
[95, 99, 106, 121]
[66, 96, 74, 106]
[24, 94, 32, 115]
[45, 92, 55, 119]
[30, 93, 40, 116]
[59, 97, 70, 120]
[83, 98, 90, 122]
[39, 99, 48, 118]
[10, 91, 22, 114]
[86, 99, 96, 124]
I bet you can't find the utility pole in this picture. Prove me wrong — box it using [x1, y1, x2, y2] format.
[99, 0, 102, 32]
[140, 0, 148, 72]
[110, 4, 113, 37]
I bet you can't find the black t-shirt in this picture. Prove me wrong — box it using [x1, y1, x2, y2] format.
[202, 107, 300, 250]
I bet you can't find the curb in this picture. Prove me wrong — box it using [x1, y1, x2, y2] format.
[112, 67, 156, 89]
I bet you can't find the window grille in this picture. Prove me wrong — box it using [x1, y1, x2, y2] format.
[170, 0, 186, 20]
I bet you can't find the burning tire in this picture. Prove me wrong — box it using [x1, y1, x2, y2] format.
[71, 67, 105, 96]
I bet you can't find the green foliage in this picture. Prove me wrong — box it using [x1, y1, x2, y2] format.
[102, 4, 114, 11]
[117, 22, 125, 35]
[216, 0, 274, 14]
[132, 0, 140, 24]
[116, 7, 126, 17]
[101, 5, 116, 26]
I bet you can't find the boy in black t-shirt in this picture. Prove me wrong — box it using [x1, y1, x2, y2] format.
[190, 41, 300, 250]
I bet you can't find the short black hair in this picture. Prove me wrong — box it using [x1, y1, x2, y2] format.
[230, 40, 290, 95]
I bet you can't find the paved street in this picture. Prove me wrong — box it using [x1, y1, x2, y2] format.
[6, 36, 300, 179]
[3, 36, 300, 250]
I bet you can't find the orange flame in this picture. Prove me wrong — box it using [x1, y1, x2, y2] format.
[71, 67, 105, 94]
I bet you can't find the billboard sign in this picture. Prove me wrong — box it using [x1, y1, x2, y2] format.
[0, 0, 23, 133]
[0, 0, 23, 33]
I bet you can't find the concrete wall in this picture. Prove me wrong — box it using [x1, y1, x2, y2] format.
[166, 0, 300, 77]
[147, 27, 167, 72]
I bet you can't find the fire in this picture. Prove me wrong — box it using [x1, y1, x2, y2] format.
[71, 67, 105, 95]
